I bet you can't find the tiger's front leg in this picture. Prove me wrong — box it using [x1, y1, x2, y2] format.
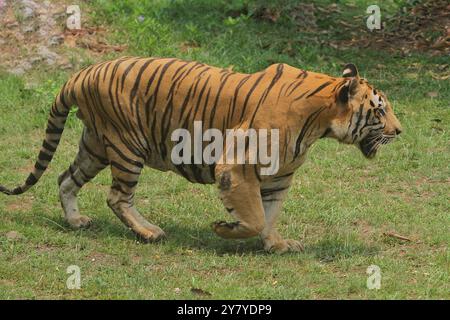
[213, 165, 266, 239]
[260, 174, 304, 254]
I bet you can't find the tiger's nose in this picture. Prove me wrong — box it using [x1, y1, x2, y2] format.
[395, 128, 402, 135]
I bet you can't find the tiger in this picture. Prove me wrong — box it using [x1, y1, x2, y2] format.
[0, 57, 402, 253]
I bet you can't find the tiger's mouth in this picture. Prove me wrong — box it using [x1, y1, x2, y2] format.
[358, 134, 396, 158]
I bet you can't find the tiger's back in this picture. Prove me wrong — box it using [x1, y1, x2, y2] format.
[70, 57, 342, 182]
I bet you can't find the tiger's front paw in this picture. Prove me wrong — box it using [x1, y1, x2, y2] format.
[211, 220, 240, 239]
[264, 238, 304, 254]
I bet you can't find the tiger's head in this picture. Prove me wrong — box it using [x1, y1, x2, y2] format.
[330, 64, 402, 158]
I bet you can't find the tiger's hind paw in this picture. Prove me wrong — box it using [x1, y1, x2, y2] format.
[134, 224, 166, 243]
[67, 215, 92, 229]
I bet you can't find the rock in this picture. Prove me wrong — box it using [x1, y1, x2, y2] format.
[20, 0, 38, 19]
[47, 17, 56, 27]
[8, 60, 32, 75]
[52, 12, 66, 20]
[60, 63, 73, 70]
[37, 45, 60, 65]
[28, 55, 43, 64]
[21, 0, 38, 9]
[48, 34, 64, 46]
[9, 67, 25, 76]
[22, 25, 36, 33]
[38, 28, 49, 37]
[15, 31, 25, 42]
[22, 6, 35, 19]
[5, 21, 19, 29]
[5, 231, 24, 241]
[21, 60, 32, 70]
[57, 56, 73, 70]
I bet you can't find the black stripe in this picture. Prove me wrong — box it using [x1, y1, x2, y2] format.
[293, 89, 310, 101]
[226, 75, 251, 127]
[208, 72, 233, 129]
[111, 183, 133, 196]
[237, 72, 266, 122]
[253, 165, 262, 182]
[273, 172, 294, 181]
[34, 162, 46, 171]
[81, 138, 109, 165]
[110, 161, 141, 175]
[42, 140, 57, 152]
[51, 107, 67, 118]
[70, 174, 83, 188]
[38, 151, 53, 162]
[115, 177, 138, 188]
[262, 198, 282, 202]
[306, 81, 333, 98]
[320, 128, 331, 139]
[120, 59, 140, 92]
[104, 139, 143, 168]
[260, 63, 284, 104]
[174, 164, 192, 181]
[293, 107, 326, 159]
[351, 105, 365, 141]
[79, 167, 95, 181]
[260, 186, 288, 197]
[46, 127, 63, 134]
[129, 59, 155, 116]
[25, 174, 38, 185]
[148, 59, 178, 113]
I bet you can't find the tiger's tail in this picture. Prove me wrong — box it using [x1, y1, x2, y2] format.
[0, 82, 75, 196]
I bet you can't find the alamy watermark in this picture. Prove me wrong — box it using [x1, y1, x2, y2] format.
[66, 5, 81, 30]
[66, 265, 81, 290]
[366, 5, 381, 31]
[171, 121, 280, 176]
[366, 265, 381, 290]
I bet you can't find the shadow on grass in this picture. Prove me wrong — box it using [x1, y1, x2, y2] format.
[164, 223, 266, 255]
[38, 212, 265, 255]
[42, 212, 379, 258]
[305, 238, 380, 262]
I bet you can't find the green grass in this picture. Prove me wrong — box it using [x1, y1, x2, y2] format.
[0, 0, 449, 299]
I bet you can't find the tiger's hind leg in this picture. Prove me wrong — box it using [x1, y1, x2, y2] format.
[58, 127, 109, 228]
[105, 143, 165, 242]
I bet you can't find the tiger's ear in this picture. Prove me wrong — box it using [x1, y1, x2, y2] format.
[337, 78, 360, 104]
[342, 63, 358, 77]
[338, 63, 360, 104]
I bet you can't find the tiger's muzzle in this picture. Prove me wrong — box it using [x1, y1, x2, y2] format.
[358, 133, 398, 158]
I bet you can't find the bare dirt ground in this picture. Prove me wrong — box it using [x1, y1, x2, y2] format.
[346, 0, 450, 56]
[253, 0, 449, 56]
[1, 0, 447, 77]
[0, 0, 125, 76]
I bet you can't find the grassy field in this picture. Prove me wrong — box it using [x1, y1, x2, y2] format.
[0, 0, 449, 299]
